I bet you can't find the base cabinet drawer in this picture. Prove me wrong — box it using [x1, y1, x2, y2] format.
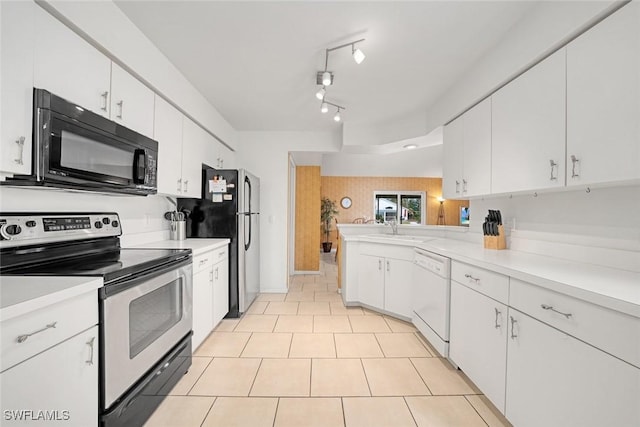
[0, 326, 99, 427]
[451, 261, 509, 304]
[506, 309, 640, 427]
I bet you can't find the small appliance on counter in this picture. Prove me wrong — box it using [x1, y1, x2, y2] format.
[482, 209, 506, 250]
[178, 167, 260, 318]
[0, 212, 192, 427]
[2, 88, 158, 195]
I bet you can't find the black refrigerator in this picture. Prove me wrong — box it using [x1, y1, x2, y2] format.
[178, 168, 260, 318]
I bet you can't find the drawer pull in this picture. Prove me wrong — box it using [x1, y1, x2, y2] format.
[509, 316, 518, 339]
[541, 304, 572, 319]
[86, 336, 95, 365]
[16, 322, 57, 343]
[464, 273, 480, 283]
[494, 308, 502, 329]
[218, 251, 225, 258]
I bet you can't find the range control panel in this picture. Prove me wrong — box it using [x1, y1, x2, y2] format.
[0, 213, 121, 247]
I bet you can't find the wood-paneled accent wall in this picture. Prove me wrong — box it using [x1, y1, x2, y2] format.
[294, 166, 321, 271]
[321, 176, 469, 247]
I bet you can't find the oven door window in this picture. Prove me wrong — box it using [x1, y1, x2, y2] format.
[48, 116, 139, 185]
[128, 278, 183, 358]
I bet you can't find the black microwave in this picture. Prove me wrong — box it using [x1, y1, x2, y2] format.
[4, 88, 158, 195]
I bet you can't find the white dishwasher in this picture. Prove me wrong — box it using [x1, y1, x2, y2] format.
[412, 248, 451, 357]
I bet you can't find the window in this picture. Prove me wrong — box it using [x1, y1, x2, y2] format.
[373, 191, 426, 224]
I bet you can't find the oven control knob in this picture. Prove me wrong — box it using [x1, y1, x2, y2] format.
[25, 220, 37, 228]
[94, 221, 103, 229]
[111, 220, 119, 228]
[102, 217, 110, 225]
[1, 224, 22, 239]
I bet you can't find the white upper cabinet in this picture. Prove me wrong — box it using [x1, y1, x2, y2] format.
[462, 98, 492, 197]
[442, 98, 491, 199]
[34, 5, 111, 118]
[181, 118, 206, 198]
[566, 3, 640, 186]
[442, 115, 464, 199]
[1, 0, 34, 176]
[492, 49, 566, 194]
[154, 96, 184, 196]
[110, 63, 155, 138]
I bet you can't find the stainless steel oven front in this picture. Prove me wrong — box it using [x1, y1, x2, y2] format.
[102, 262, 192, 408]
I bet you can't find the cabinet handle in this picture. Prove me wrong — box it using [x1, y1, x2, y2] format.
[100, 91, 109, 111]
[541, 304, 572, 319]
[509, 316, 518, 339]
[462, 179, 468, 193]
[494, 308, 502, 329]
[86, 336, 95, 365]
[14, 136, 25, 165]
[215, 267, 219, 280]
[218, 251, 225, 258]
[183, 180, 189, 192]
[455, 180, 460, 194]
[116, 100, 124, 119]
[378, 260, 382, 270]
[220, 159, 224, 168]
[199, 258, 209, 266]
[16, 321, 57, 343]
[570, 155, 580, 178]
[386, 260, 390, 272]
[209, 270, 213, 283]
[177, 178, 182, 193]
[549, 159, 558, 181]
[464, 273, 480, 283]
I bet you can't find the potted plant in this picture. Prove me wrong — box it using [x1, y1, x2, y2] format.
[321, 197, 338, 253]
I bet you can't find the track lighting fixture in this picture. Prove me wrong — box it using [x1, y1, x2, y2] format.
[314, 38, 365, 121]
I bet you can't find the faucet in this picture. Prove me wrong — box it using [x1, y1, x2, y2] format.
[385, 220, 398, 235]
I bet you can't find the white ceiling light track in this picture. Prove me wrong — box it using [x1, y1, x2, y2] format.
[315, 38, 366, 122]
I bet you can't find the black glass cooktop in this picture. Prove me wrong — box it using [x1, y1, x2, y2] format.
[2, 247, 191, 285]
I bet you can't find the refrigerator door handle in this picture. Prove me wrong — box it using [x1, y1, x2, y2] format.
[244, 175, 252, 251]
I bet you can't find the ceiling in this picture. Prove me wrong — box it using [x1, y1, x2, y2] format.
[115, 1, 536, 133]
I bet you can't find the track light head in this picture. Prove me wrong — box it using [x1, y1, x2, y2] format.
[352, 45, 365, 64]
[316, 87, 326, 100]
[322, 71, 333, 86]
[333, 108, 342, 122]
[321, 102, 329, 113]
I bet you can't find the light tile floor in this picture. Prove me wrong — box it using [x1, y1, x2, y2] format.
[145, 256, 512, 427]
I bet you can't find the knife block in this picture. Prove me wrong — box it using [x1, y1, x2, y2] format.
[483, 225, 506, 250]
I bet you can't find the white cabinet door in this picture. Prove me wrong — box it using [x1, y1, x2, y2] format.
[442, 116, 464, 199]
[181, 119, 205, 198]
[154, 96, 184, 196]
[212, 259, 229, 327]
[357, 254, 385, 309]
[192, 268, 213, 350]
[492, 50, 566, 194]
[506, 309, 640, 427]
[218, 143, 236, 169]
[462, 98, 492, 197]
[449, 282, 507, 413]
[566, 3, 640, 186]
[0, 326, 98, 427]
[1, 0, 34, 176]
[384, 258, 413, 318]
[110, 63, 155, 138]
[34, 6, 111, 117]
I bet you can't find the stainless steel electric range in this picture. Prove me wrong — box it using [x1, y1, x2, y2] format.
[0, 212, 193, 427]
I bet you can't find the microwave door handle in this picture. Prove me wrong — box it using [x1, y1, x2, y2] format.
[132, 149, 146, 184]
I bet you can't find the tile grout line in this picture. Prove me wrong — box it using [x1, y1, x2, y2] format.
[408, 357, 434, 396]
[402, 396, 420, 427]
[238, 332, 253, 358]
[340, 397, 347, 427]
[464, 395, 492, 427]
[247, 358, 264, 397]
[185, 356, 215, 396]
[198, 396, 218, 427]
[359, 358, 374, 397]
[271, 397, 281, 427]
[372, 333, 389, 358]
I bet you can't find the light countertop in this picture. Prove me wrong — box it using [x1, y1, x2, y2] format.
[0, 276, 103, 322]
[128, 238, 230, 256]
[343, 234, 640, 318]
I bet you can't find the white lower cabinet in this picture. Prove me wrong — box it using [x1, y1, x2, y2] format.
[356, 244, 413, 318]
[449, 282, 507, 412]
[212, 254, 230, 327]
[192, 267, 214, 350]
[0, 326, 99, 427]
[506, 308, 640, 427]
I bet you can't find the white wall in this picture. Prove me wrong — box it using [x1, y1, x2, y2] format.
[424, 0, 618, 132]
[0, 187, 173, 246]
[41, 0, 237, 149]
[321, 145, 442, 177]
[237, 131, 341, 292]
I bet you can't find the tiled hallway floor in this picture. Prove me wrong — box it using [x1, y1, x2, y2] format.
[145, 257, 511, 427]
